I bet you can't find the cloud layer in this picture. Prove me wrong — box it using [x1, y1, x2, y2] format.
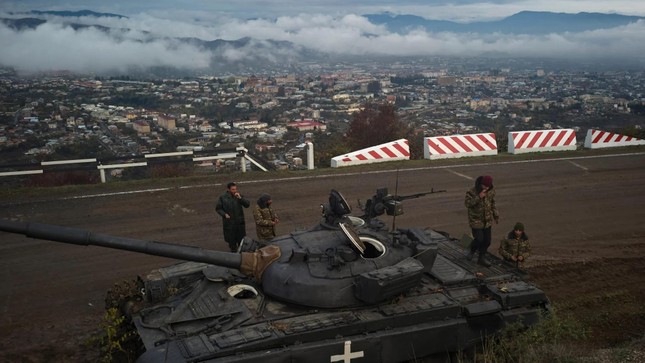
[1, 12, 644, 74]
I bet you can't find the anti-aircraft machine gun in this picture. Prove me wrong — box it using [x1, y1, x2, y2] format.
[0, 187, 549, 363]
[358, 187, 447, 227]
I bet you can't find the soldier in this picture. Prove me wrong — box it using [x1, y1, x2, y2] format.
[253, 193, 279, 242]
[216, 182, 250, 252]
[465, 175, 500, 267]
[499, 222, 531, 267]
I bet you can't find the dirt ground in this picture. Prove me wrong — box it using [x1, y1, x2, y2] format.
[1, 151, 644, 362]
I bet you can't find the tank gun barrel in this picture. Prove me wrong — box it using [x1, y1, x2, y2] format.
[0, 219, 242, 268]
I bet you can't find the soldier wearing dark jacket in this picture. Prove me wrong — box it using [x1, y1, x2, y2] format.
[253, 193, 279, 242]
[216, 182, 250, 252]
[465, 175, 500, 267]
[499, 222, 531, 267]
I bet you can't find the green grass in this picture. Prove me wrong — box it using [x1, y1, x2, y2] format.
[464, 305, 645, 363]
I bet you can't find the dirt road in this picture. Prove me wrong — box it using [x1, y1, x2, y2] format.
[1, 151, 644, 361]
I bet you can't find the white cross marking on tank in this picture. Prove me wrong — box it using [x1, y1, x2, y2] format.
[330, 340, 364, 363]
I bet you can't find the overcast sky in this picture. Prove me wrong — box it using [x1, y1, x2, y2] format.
[2, 1, 645, 74]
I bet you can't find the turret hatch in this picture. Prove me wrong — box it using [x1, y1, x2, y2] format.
[339, 222, 366, 255]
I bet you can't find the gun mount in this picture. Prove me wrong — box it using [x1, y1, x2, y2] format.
[359, 187, 447, 224]
[0, 187, 549, 363]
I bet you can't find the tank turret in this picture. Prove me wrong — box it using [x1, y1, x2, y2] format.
[0, 191, 437, 308]
[0, 188, 550, 363]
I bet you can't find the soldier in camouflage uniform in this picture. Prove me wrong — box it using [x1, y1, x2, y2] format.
[253, 193, 279, 242]
[465, 175, 499, 267]
[499, 222, 531, 267]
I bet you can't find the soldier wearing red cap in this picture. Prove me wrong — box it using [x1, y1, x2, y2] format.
[465, 175, 500, 267]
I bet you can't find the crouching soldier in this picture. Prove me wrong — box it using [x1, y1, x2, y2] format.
[499, 222, 531, 267]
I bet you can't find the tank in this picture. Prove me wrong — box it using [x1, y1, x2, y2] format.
[0, 188, 550, 363]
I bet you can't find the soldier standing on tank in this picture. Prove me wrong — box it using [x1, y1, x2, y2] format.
[216, 182, 250, 252]
[253, 193, 279, 242]
[499, 222, 531, 267]
[465, 175, 499, 267]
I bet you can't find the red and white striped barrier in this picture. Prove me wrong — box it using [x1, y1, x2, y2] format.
[508, 129, 577, 154]
[584, 129, 645, 149]
[424, 133, 497, 160]
[331, 139, 409, 168]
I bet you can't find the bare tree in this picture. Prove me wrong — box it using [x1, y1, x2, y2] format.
[346, 102, 406, 150]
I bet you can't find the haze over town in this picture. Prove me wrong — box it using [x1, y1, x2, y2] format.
[1, 1, 645, 74]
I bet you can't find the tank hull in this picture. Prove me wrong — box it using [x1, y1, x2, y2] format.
[131, 228, 549, 363]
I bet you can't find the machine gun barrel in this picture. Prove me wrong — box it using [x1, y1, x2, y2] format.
[393, 188, 447, 201]
[0, 219, 242, 269]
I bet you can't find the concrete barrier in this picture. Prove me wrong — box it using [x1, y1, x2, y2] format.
[584, 129, 645, 149]
[424, 133, 497, 160]
[0, 149, 264, 183]
[331, 139, 409, 168]
[508, 129, 577, 154]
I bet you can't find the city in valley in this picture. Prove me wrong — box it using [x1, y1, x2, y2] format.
[0, 57, 644, 180]
[2, 3, 645, 363]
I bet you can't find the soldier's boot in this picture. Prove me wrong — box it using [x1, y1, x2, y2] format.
[466, 240, 476, 260]
[466, 240, 477, 261]
[477, 253, 492, 267]
[466, 249, 476, 260]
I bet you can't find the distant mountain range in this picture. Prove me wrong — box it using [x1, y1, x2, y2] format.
[3, 9, 643, 35]
[24, 9, 126, 19]
[366, 11, 645, 34]
[2, 10, 124, 31]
